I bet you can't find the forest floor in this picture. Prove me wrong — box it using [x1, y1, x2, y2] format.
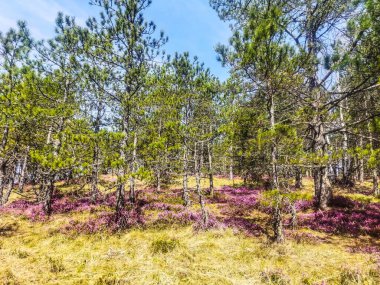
[1, 177, 380, 284]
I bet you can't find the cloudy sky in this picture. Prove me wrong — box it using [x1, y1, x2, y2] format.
[0, 0, 231, 80]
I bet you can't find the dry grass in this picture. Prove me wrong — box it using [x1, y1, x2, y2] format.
[1, 176, 380, 284]
[1, 215, 378, 285]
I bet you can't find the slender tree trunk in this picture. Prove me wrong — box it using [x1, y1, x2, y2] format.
[0, 162, 6, 205]
[223, 156, 227, 177]
[43, 176, 55, 215]
[273, 196, 284, 243]
[373, 170, 379, 197]
[182, 144, 190, 207]
[43, 120, 63, 214]
[91, 104, 103, 201]
[366, 95, 379, 196]
[91, 145, 99, 201]
[195, 142, 208, 227]
[156, 118, 162, 192]
[116, 116, 128, 213]
[369, 124, 379, 196]
[156, 169, 161, 192]
[269, 93, 279, 189]
[207, 139, 214, 196]
[18, 148, 29, 193]
[116, 183, 126, 213]
[312, 122, 332, 210]
[0, 124, 10, 205]
[339, 100, 349, 183]
[359, 136, 365, 183]
[229, 145, 234, 183]
[295, 167, 303, 189]
[129, 131, 137, 203]
[290, 201, 297, 230]
[2, 165, 16, 205]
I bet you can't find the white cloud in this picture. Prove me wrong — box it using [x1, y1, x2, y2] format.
[0, 0, 89, 39]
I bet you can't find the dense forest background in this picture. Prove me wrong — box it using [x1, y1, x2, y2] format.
[1, 0, 380, 283]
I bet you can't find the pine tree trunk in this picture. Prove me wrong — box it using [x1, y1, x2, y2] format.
[116, 183, 126, 213]
[129, 131, 137, 204]
[156, 169, 161, 192]
[2, 165, 16, 205]
[359, 136, 365, 183]
[229, 145, 234, 182]
[368, 107, 379, 196]
[182, 144, 190, 207]
[305, 0, 332, 210]
[195, 142, 208, 228]
[290, 201, 297, 230]
[0, 124, 9, 205]
[116, 114, 128, 213]
[269, 93, 278, 189]
[295, 167, 303, 189]
[91, 104, 102, 201]
[273, 196, 284, 243]
[373, 169, 379, 197]
[313, 145, 332, 209]
[0, 162, 6, 205]
[339, 92, 350, 184]
[207, 140, 214, 196]
[18, 148, 29, 193]
[43, 177, 54, 215]
[91, 145, 99, 201]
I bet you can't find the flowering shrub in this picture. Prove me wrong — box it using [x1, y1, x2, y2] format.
[294, 200, 314, 212]
[330, 195, 358, 209]
[142, 202, 185, 212]
[217, 186, 261, 213]
[1, 200, 47, 221]
[347, 245, 380, 255]
[299, 205, 380, 237]
[155, 210, 199, 225]
[193, 213, 223, 231]
[1, 193, 119, 221]
[63, 207, 146, 234]
[222, 217, 264, 236]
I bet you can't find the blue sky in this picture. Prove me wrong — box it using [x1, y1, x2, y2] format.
[0, 0, 231, 80]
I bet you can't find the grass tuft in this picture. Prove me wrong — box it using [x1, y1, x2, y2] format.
[260, 269, 290, 285]
[0, 269, 19, 285]
[47, 256, 65, 273]
[150, 236, 180, 254]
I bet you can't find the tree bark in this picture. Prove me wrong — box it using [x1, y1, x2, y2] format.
[91, 146, 100, 201]
[129, 131, 137, 204]
[273, 196, 284, 243]
[0, 124, 10, 205]
[182, 144, 190, 207]
[269, 93, 279, 189]
[207, 139, 214, 196]
[0, 161, 6, 205]
[369, 124, 379, 196]
[43, 177, 55, 215]
[339, 99, 350, 184]
[195, 142, 208, 228]
[18, 148, 29, 193]
[295, 167, 303, 189]
[359, 136, 365, 183]
[90, 103, 103, 201]
[2, 165, 16, 205]
[229, 144, 234, 182]
[116, 115, 128, 213]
